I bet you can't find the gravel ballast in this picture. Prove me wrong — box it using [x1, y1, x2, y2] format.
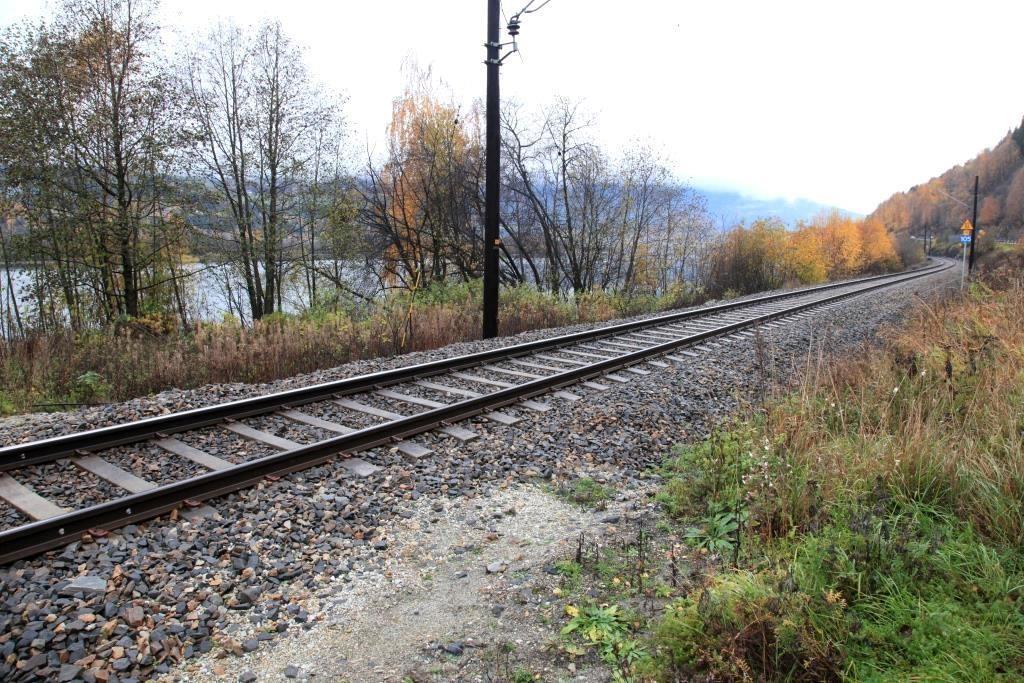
[0, 266, 956, 682]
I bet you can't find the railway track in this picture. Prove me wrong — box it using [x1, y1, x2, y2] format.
[0, 261, 952, 564]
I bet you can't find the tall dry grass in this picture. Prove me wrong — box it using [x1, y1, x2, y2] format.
[0, 282, 700, 413]
[768, 275, 1024, 544]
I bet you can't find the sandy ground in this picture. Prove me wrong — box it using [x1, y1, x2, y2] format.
[166, 484, 636, 682]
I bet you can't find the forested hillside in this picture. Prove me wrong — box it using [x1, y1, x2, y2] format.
[870, 118, 1024, 242]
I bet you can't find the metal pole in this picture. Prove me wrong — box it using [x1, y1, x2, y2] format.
[482, 0, 501, 339]
[968, 174, 979, 272]
[961, 242, 967, 290]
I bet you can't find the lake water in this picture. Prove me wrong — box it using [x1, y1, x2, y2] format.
[1, 261, 378, 327]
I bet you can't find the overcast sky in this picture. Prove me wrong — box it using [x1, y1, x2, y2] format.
[2, 0, 1023, 213]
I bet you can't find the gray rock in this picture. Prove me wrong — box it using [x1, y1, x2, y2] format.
[21, 653, 46, 670]
[283, 664, 300, 678]
[59, 575, 107, 596]
[239, 672, 258, 683]
[443, 642, 464, 656]
[58, 664, 82, 682]
[485, 561, 506, 574]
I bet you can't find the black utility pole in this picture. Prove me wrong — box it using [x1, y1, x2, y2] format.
[482, 0, 501, 339]
[968, 174, 979, 273]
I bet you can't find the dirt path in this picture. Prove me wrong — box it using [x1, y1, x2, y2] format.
[167, 484, 633, 682]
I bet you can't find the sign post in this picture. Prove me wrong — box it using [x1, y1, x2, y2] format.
[960, 220, 973, 290]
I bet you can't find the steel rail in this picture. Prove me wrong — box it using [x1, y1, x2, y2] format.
[0, 262, 951, 564]
[0, 263, 945, 471]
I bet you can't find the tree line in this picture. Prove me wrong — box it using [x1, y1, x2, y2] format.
[704, 211, 908, 298]
[0, 0, 907, 342]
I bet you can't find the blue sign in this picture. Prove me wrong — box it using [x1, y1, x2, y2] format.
[960, 234, 972, 244]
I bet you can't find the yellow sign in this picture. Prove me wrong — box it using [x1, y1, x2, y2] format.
[961, 220, 973, 234]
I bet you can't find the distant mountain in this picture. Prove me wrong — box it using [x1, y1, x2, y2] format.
[697, 188, 855, 227]
[869, 117, 1024, 241]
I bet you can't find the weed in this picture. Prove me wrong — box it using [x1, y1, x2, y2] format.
[559, 478, 612, 508]
[554, 560, 582, 591]
[482, 641, 534, 683]
[683, 510, 741, 554]
[561, 603, 649, 681]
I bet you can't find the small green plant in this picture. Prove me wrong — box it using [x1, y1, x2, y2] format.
[657, 428, 751, 520]
[653, 583, 674, 599]
[560, 477, 613, 508]
[562, 603, 649, 680]
[554, 560, 582, 590]
[71, 370, 109, 403]
[683, 509, 743, 554]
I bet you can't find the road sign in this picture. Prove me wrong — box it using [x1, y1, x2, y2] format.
[961, 220, 973, 235]
[960, 234, 972, 244]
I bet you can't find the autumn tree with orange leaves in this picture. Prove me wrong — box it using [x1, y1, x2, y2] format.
[702, 210, 901, 297]
[361, 65, 484, 292]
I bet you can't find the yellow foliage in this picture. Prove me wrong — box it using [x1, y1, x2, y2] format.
[814, 210, 864, 277]
[785, 226, 827, 284]
[716, 209, 903, 294]
[857, 217, 899, 272]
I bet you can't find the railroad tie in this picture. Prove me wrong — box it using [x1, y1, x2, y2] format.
[280, 409, 432, 460]
[0, 473, 68, 520]
[414, 379, 550, 411]
[449, 372, 516, 389]
[533, 354, 588, 367]
[334, 398, 477, 442]
[155, 437, 233, 471]
[70, 455, 156, 494]
[375, 389, 519, 426]
[224, 423, 302, 451]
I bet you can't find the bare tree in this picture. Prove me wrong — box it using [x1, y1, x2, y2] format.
[184, 19, 339, 321]
[502, 99, 709, 296]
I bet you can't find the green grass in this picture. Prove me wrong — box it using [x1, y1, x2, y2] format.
[647, 497, 1024, 681]
[559, 477, 614, 508]
[612, 260, 1024, 681]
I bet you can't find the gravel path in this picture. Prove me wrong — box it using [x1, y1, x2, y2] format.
[171, 486, 615, 683]
[0, 267, 956, 682]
